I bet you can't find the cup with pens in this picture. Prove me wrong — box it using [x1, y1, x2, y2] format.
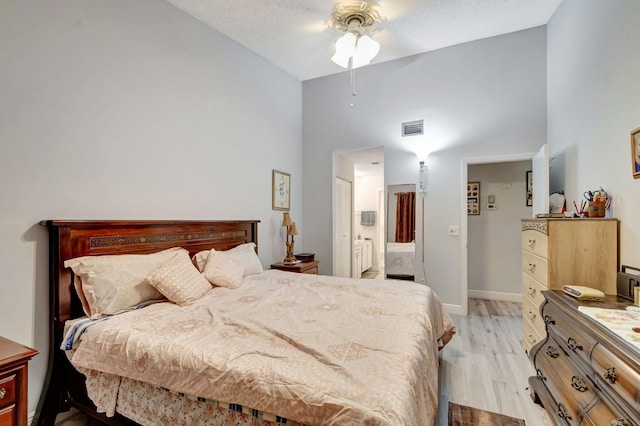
[578, 188, 609, 218]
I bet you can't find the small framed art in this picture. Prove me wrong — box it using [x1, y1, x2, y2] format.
[526, 170, 533, 206]
[631, 127, 640, 179]
[272, 170, 291, 210]
[467, 182, 480, 215]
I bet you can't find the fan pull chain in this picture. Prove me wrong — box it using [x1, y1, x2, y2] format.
[350, 68, 357, 108]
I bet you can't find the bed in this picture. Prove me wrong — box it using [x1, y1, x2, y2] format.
[386, 242, 416, 280]
[33, 220, 454, 426]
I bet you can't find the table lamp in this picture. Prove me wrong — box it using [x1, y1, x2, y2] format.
[282, 212, 298, 263]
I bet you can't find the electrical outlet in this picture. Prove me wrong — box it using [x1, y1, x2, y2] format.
[448, 226, 460, 236]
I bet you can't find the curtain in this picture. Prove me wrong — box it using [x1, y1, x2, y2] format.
[395, 192, 416, 243]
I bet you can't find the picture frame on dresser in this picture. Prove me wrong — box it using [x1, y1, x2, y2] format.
[272, 169, 291, 211]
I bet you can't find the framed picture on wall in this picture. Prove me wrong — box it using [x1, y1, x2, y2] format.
[467, 182, 480, 215]
[526, 171, 533, 206]
[272, 170, 291, 210]
[631, 127, 640, 179]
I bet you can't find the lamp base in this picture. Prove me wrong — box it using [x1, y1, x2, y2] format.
[283, 260, 301, 265]
[283, 254, 298, 264]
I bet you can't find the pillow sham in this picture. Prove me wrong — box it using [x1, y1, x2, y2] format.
[146, 250, 212, 306]
[192, 243, 263, 276]
[64, 247, 184, 318]
[203, 250, 244, 288]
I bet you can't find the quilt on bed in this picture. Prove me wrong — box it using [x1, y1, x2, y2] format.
[67, 270, 455, 425]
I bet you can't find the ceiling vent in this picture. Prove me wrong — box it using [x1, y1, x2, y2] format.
[401, 120, 424, 137]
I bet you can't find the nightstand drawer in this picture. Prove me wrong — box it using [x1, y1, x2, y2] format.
[0, 374, 16, 411]
[0, 404, 16, 426]
[302, 267, 318, 274]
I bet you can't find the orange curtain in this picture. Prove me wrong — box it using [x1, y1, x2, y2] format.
[395, 192, 416, 243]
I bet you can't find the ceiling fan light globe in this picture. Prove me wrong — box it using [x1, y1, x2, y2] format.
[356, 35, 380, 62]
[332, 32, 357, 68]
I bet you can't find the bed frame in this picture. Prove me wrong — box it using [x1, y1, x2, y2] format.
[33, 220, 260, 426]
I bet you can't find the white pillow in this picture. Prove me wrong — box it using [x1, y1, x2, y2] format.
[64, 247, 184, 318]
[193, 243, 263, 276]
[203, 250, 244, 288]
[146, 251, 212, 306]
[225, 242, 263, 276]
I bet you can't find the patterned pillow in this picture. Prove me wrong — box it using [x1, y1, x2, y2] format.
[146, 251, 212, 306]
[203, 250, 244, 288]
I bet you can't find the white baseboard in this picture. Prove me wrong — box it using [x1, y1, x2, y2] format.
[468, 289, 522, 303]
[443, 303, 466, 316]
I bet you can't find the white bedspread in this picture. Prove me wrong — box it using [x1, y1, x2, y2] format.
[68, 270, 454, 426]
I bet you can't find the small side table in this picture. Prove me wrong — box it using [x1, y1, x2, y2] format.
[0, 336, 38, 426]
[271, 260, 319, 275]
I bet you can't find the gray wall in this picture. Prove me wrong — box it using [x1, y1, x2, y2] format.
[303, 27, 547, 310]
[468, 161, 532, 299]
[0, 0, 301, 412]
[547, 0, 640, 268]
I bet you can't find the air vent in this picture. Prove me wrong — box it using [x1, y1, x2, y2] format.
[401, 120, 424, 137]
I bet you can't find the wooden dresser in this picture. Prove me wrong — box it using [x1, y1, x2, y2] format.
[0, 337, 38, 426]
[529, 291, 639, 425]
[521, 218, 618, 353]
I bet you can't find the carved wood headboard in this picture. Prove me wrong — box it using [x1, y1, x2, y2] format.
[34, 220, 259, 425]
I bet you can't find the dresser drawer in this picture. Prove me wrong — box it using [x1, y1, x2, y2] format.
[0, 374, 16, 411]
[581, 396, 638, 426]
[543, 302, 597, 367]
[591, 344, 640, 416]
[522, 251, 549, 285]
[523, 295, 546, 338]
[522, 229, 548, 258]
[522, 273, 547, 307]
[534, 336, 597, 425]
[523, 320, 543, 354]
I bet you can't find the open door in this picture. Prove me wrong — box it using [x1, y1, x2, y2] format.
[532, 144, 549, 217]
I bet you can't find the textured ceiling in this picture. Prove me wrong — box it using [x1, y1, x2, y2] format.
[163, 0, 562, 81]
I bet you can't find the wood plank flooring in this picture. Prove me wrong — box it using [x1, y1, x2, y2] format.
[436, 298, 553, 426]
[55, 298, 553, 426]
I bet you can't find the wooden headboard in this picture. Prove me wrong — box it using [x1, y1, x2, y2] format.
[34, 220, 259, 426]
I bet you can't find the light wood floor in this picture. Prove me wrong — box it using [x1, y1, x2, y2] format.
[55, 298, 552, 426]
[436, 298, 553, 426]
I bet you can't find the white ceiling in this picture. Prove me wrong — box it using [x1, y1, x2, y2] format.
[163, 0, 562, 81]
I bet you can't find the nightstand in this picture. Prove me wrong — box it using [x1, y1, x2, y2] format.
[270, 260, 319, 274]
[0, 336, 38, 426]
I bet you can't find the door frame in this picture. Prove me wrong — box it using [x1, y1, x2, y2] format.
[460, 152, 536, 316]
[333, 176, 353, 277]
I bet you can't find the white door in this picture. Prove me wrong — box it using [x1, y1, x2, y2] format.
[532, 144, 550, 217]
[334, 177, 352, 277]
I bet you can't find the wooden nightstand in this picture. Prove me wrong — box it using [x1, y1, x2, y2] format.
[271, 260, 319, 274]
[0, 337, 38, 426]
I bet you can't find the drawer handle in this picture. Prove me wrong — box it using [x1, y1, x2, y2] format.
[571, 376, 588, 392]
[0, 388, 4, 399]
[527, 238, 536, 248]
[536, 368, 547, 382]
[557, 403, 572, 421]
[527, 263, 536, 273]
[527, 309, 536, 321]
[546, 346, 559, 358]
[527, 286, 536, 297]
[567, 337, 583, 352]
[611, 419, 632, 426]
[543, 315, 555, 325]
[604, 367, 617, 384]
[527, 334, 536, 344]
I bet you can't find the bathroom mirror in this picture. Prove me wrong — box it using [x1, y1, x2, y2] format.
[386, 184, 416, 280]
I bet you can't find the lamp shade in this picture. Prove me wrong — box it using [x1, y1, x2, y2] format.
[351, 35, 380, 69]
[282, 212, 292, 227]
[331, 32, 357, 68]
[288, 222, 298, 236]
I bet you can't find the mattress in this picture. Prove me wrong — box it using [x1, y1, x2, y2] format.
[65, 270, 454, 425]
